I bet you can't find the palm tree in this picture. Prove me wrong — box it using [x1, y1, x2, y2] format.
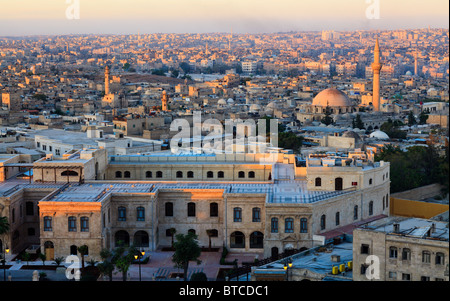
[77, 245, 89, 271]
[169, 228, 176, 249]
[38, 252, 46, 266]
[53, 256, 64, 267]
[98, 249, 114, 281]
[206, 229, 214, 251]
[0, 217, 9, 236]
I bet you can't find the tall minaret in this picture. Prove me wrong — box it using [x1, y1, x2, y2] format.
[414, 51, 419, 76]
[161, 90, 169, 111]
[105, 66, 110, 95]
[371, 38, 382, 111]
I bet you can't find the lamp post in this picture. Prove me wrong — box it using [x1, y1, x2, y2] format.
[283, 259, 293, 281]
[134, 249, 145, 281]
[2, 246, 9, 281]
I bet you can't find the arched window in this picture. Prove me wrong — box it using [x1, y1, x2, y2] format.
[134, 231, 149, 248]
[165, 202, 173, 217]
[369, 178, 373, 185]
[250, 231, 264, 249]
[118, 207, 126, 221]
[187, 171, 194, 178]
[68, 216, 77, 232]
[188, 229, 196, 235]
[124, 171, 131, 178]
[389, 247, 398, 258]
[207, 171, 214, 178]
[137, 207, 145, 221]
[369, 201, 374, 216]
[335, 212, 340, 226]
[70, 245, 78, 255]
[156, 171, 163, 178]
[80, 217, 89, 232]
[354, 205, 359, 220]
[218, 171, 224, 178]
[285, 218, 294, 233]
[248, 171, 255, 178]
[61, 170, 78, 177]
[26, 202, 34, 216]
[210, 203, 218, 217]
[44, 216, 52, 231]
[300, 218, 308, 233]
[115, 230, 130, 246]
[238, 171, 245, 178]
[315, 177, 322, 187]
[436, 253, 445, 265]
[320, 215, 326, 230]
[252, 207, 261, 222]
[230, 231, 245, 248]
[271, 218, 278, 233]
[176, 171, 183, 178]
[115, 171, 122, 178]
[402, 248, 411, 261]
[422, 250, 431, 263]
[145, 171, 152, 178]
[187, 202, 196, 217]
[233, 207, 242, 222]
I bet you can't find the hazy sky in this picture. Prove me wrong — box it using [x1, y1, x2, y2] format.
[0, 0, 448, 36]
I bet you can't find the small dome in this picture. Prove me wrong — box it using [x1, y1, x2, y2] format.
[227, 98, 234, 104]
[218, 99, 227, 105]
[312, 88, 353, 107]
[249, 104, 261, 112]
[370, 130, 389, 140]
[342, 131, 361, 141]
[267, 101, 277, 109]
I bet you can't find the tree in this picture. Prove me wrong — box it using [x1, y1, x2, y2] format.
[320, 105, 334, 126]
[419, 109, 430, 125]
[190, 272, 208, 281]
[172, 232, 202, 281]
[206, 230, 215, 251]
[0, 216, 9, 237]
[278, 132, 303, 154]
[169, 228, 177, 249]
[38, 252, 46, 265]
[53, 256, 64, 267]
[407, 111, 417, 125]
[179, 62, 191, 74]
[97, 249, 115, 281]
[353, 114, 365, 129]
[77, 245, 89, 271]
[22, 252, 31, 266]
[111, 242, 136, 281]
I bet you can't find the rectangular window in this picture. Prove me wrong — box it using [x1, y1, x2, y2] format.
[233, 208, 242, 222]
[80, 217, 89, 232]
[285, 218, 294, 233]
[252, 208, 261, 222]
[68, 217, 77, 232]
[271, 218, 278, 233]
[44, 217, 52, 231]
[388, 271, 397, 279]
[402, 273, 411, 281]
[361, 244, 370, 254]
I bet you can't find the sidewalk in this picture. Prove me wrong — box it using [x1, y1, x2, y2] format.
[1, 250, 262, 281]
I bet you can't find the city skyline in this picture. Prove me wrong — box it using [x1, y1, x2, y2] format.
[0, 0, 448, 36]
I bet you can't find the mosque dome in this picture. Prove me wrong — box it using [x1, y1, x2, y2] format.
[218, 98, 227, 106]
[342, 131, 361, 141]
[369, 130, 389, 140]
[227, 98, 234, 104]
[405, 71, 413, 76]
[267, 101, 277, 109]
[312, 88, 353, 107]
[249, 104, 261, 112]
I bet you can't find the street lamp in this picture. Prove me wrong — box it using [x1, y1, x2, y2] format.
[2, 246, 10, 281]
[134, 249, 145, 281]
[283, 258, 293, 281]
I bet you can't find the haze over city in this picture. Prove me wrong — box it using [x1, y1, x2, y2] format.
[0, 0, 449, 36]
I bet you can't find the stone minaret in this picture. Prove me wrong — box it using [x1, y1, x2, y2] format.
[161, 90, 169, 111]
[414, 51, 419, 76]
[105, 66, 110, 95]
[371, 38, 382, 111]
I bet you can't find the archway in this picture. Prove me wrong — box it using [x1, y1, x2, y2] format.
[230, 231, 245, 248]
[44, 241, 54, 260]
[249, 231, 264, 249]
[115, 230, 130, 246]
[133, 231, 149, 248]
[335, 177, 343, 191]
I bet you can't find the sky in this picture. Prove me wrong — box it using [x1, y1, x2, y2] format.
[0, 0, 448, 36]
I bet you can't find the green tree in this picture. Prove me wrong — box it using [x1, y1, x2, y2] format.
[179, 62, 191, 74]
[321, 105, 334, 126]
[97, 249, 115, 281]
[353, 114, 365, 129]
[38, 252, 46, 265]
[77, 245, 89, 271]
[190, 272, 208, 281]
[169, 228, 177, 249]
[111, 242, 136, 281]
[53, 256, 64, 267]
[278, 132, 304, 154]
[418, 109, 430, 125]
[172, 232, 202, 281]
[407, 111, 417, 125]
[0, 216, 9, 237]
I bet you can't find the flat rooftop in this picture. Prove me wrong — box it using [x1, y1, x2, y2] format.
[360, 216, 449, 242]
[2, 179, 353, 205]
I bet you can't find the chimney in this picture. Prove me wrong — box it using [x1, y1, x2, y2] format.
[331, 255, 341, 262]
[393, 223, 400, 233]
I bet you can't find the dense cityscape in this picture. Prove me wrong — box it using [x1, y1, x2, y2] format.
[0, 1, 448, 291]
